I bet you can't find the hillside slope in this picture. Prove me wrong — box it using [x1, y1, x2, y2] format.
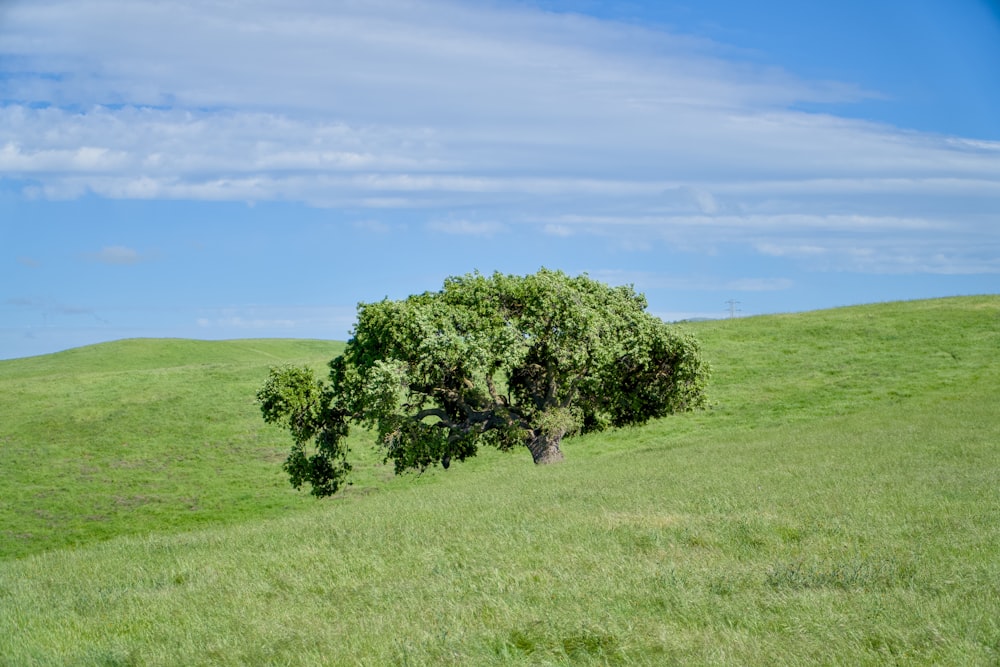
[0, 338, 346, 559]
[2, 298, 997, 559]
[1, 296, 998, 664]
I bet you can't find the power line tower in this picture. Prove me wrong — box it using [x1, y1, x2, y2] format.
[726, 299, 741, 319]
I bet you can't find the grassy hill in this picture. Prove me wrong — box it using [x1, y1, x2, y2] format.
[1, 296, 998, 665]
[0, 338, 348, 559]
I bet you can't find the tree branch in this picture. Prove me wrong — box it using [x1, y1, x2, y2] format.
[485, 373, 502, 405]
[414, 407, 453, 426]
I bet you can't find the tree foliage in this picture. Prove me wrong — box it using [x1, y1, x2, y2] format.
[257, 269, 709, 496]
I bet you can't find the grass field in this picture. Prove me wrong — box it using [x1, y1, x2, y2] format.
[1, 296, 998, 665]
[0, 338, 350, 560]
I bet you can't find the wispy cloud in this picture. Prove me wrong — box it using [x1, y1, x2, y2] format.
[195, 306, 356, 333]
[755, 243, 827, 258]
[0, 0, 997, 276]
[427, 220, 506, 236]
[590, 270, 795, 292]
[84, 245, 145, 265]
[4, 296, 105, 319]
[725, 278, 794, 292]
[353, 219, 395, 234]
[0, 1, 873, 114]
[543, 224, 575, 238]
[755, 236, 1000, 275]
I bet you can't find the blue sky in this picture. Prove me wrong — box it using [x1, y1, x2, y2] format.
[1, 0, 998, 359]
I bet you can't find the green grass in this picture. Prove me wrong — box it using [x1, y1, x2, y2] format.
[1, 296, 998, 665]
[0, 338, 355, 559]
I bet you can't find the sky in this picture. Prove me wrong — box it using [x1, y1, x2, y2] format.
[1, 0, 999, 360]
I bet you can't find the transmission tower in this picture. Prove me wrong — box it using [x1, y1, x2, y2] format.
[726, 299, 741, 319]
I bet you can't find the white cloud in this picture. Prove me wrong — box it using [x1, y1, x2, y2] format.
[3, 1, 995, 192]
[0, 141, 129, 171]
[691, 189, 719, 215]
[754, 236, 1000, 275]
[195, 305, 357, 336]
[0, 0, 997, 275]
[715, 176, 1000, 197]
[590, 270, 794, 293]
[353, 219, 394, 234]
[427, 220, 506, 236]
[196, 316, 298, 330]
[538, 213, 953, 233]
[543, 224, 574, 237]
[85, 245, 144, 265]
[725, 278, 794, 292]
[0, 1, 873, 117]
[755, 243, 827, 258]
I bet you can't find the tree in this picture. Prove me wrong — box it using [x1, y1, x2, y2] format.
[257, 269, 709, 497]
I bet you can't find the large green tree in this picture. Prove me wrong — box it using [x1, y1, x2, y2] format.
[258, 269, 709, 496]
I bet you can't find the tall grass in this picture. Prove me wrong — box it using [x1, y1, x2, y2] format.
[1, 297, 998, 665]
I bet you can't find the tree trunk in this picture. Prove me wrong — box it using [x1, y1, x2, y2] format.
[527, 431, 565, 465]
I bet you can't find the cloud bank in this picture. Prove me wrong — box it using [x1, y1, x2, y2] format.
[1, 0, 998, 274]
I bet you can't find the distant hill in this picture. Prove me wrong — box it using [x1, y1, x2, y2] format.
[0, 337, 345, 374]
[1, 296, 998, 664]
[1, 295, 997, 559]
[0, 338, 346, 559]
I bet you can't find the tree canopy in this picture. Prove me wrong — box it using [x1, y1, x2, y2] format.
[257, 269, 709, 496]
